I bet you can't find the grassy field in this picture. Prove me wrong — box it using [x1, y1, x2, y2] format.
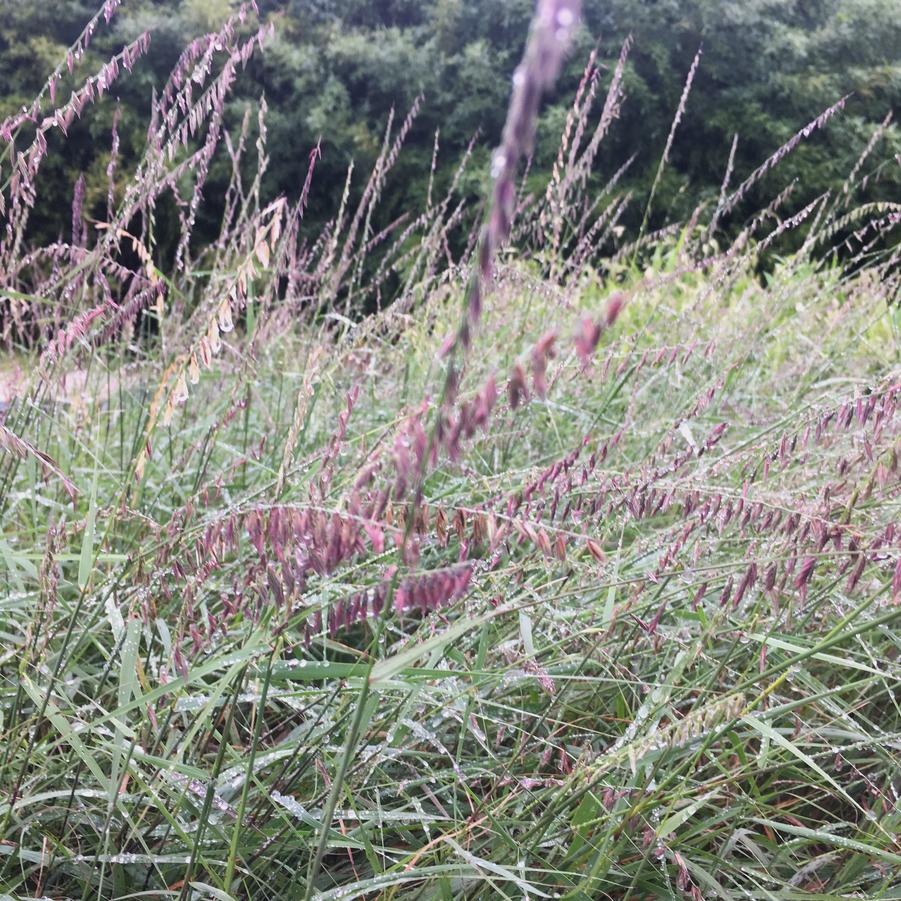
[1, 244, 899, 898]
[1, 1, 900, 899]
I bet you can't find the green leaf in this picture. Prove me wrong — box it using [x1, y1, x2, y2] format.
[21, 676, 107, 787]
[753, 818, 901, 866]
[657, 791, 719, 838]
[743, 715, 857, 809]
[369, 613, 493, 687]
[78, 457, 99, 590]
[445, 837, 552, 897]
[190, 882, 239, 901]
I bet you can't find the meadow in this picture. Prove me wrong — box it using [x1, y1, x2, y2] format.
[0, 1, 900, 898]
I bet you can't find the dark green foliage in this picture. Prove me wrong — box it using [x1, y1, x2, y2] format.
[3, 0, 900, 251]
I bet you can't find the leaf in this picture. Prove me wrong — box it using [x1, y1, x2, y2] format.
[519, 610, 535, 657]
[369, 613, 493, 686]
[110, 617, 142, 801]
[78, 457, 99, 590]
[445, 838, 552, 897]
[657, 791, 719, 838]
[746, 632, 888, 676]
[683, 854, 737, 901]
[310, 865, 475, 900]
[603, 546, 621, 625]
[753, 818, 901, 866]
[273, 660, 370, 681]
[0, 537, 34, 593]
[190, 882, 239, 901]
[21, 677, 107, 787]
[568, 791, 601, 857]
[743, 715, 857, 809]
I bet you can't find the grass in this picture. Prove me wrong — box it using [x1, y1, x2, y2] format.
[0, 244, 899, 898]
[1, 1, 900, 898]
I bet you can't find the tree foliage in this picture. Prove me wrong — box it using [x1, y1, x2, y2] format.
[2, 0, 899, 250]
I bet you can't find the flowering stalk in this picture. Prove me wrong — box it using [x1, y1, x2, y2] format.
[411, 0, 581, 520]
[460, 0, 581, 345]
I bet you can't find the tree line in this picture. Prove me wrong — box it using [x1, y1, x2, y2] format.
[2, 0, 899, 260]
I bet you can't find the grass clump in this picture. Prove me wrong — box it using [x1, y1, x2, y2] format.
[1, 1, 900, 899]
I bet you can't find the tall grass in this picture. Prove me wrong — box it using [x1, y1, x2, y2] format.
[0, 1, 899, 899]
